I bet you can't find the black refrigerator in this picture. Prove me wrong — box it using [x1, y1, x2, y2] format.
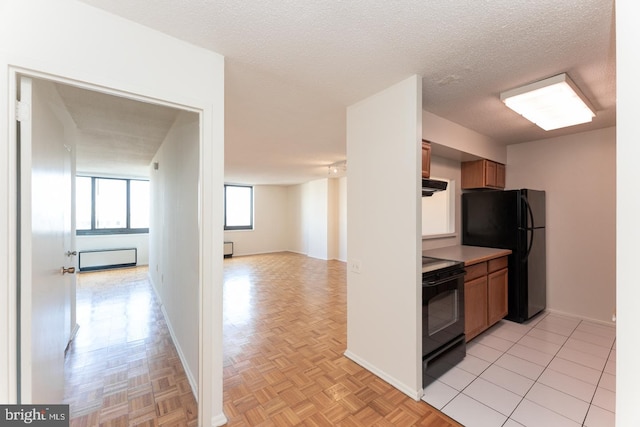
[462, 189, 546, 323]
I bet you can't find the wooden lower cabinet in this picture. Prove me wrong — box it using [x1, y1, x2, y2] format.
[464, 276, 488, 341]
[464, 256, 509, 342]
[488, 268, 508, 325]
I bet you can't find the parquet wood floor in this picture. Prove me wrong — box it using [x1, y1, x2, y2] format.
[222, 252, 462, 426]
[64, 267, 197, 427]
[64, 253, 461, 426]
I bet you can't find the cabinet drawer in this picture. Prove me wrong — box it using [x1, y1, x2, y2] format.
[465, 262, 487, 282]
[488, 256, 508, 273]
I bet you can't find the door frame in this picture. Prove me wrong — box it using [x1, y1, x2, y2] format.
[5, 66, 217, 422]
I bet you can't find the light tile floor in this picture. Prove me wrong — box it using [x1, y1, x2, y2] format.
[422, 312, 616, 427]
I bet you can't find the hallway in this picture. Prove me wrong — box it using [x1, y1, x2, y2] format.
[64, 267, 197, 426]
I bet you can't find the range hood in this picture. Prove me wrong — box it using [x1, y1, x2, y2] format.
[422, 178, 448, 197]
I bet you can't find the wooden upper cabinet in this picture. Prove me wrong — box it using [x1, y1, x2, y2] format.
[421, 140, 431, 178]
[461, 159, 506, 189]
[495, 162, 506, 188]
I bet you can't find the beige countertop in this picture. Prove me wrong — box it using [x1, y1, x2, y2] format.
[422, 245, 512, 266]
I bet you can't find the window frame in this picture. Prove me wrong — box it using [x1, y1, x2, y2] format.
[224, 184, 254, 231]
[76, 176, 150, 235]
[422, 177, 456, 238]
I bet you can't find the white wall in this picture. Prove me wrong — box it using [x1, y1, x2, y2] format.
[223, 185, 290, 256]
[0, 1, 225, 424]
[346, 75, 422, 398]
[149, 111, 200, 393]
[222, 178, 347, 261]
[506, 127, 616, 324]
[423, 110, 506, 163]
[77, 234, 149, 266]
[336, 177, 348, 262]
[616, 0, 639, 423]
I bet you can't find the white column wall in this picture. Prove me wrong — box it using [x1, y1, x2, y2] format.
[616, 0, 639, 423]
[345, 75, 422, 398]
[286, 178, 344, 261]
[326, 178, 340, 261]
[337, 177, 348, 262]
[286, 185, 307, 255]
[306, 179, 330, 260]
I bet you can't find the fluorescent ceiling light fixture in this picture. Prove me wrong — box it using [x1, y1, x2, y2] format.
[500, 73, 595, 131]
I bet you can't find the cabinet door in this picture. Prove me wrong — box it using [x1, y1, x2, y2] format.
[422, 141, 431, 178]
[496, 163, 506, 188]
[485, 160, 497, 187]
[461, 160, 482, 189]
[464, 276, 488, 341]
[487, 268, 508, 325]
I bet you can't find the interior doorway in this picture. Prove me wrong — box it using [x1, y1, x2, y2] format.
[15, 72, 202, 421]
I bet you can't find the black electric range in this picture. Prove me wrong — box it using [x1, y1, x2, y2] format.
[421, 255, 466, 387]
[422, 256, 464, 275]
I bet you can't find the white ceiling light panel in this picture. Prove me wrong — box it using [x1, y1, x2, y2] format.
[500, 73, 596, 131]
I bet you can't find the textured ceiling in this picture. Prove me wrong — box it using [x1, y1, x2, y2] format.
[74, 0, 616, 184]
[55, 83, 180, 178]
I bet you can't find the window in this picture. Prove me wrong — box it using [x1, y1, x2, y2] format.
[422, 177, 455, 237]
[224, 184, 253, 230]
[76, 176, 149, 235]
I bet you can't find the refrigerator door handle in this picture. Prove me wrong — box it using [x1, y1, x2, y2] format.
[522, 195, 536, 262]
[524, 229, 535, 262]
[523, 195, 535, 229]
[516, 226, 535, 263]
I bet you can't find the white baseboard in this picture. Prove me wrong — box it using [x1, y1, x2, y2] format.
[147, 272, 163, 308]
[65, 323, 81, 353]
[344, 349, 423, 400]
[226, 249, 291, 257]
[227, 250, 347, 263]
[160, 304, 199, 398]
[70, 323, 80, 341]
[544, 308, 616, 328]
[210, 412, 229, 427]
[148, 272, 199, 399]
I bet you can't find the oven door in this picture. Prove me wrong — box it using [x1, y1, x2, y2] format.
[422, 271, 465, 357]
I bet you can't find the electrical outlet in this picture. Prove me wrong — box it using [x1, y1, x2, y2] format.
[350, 259, 362, 274]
